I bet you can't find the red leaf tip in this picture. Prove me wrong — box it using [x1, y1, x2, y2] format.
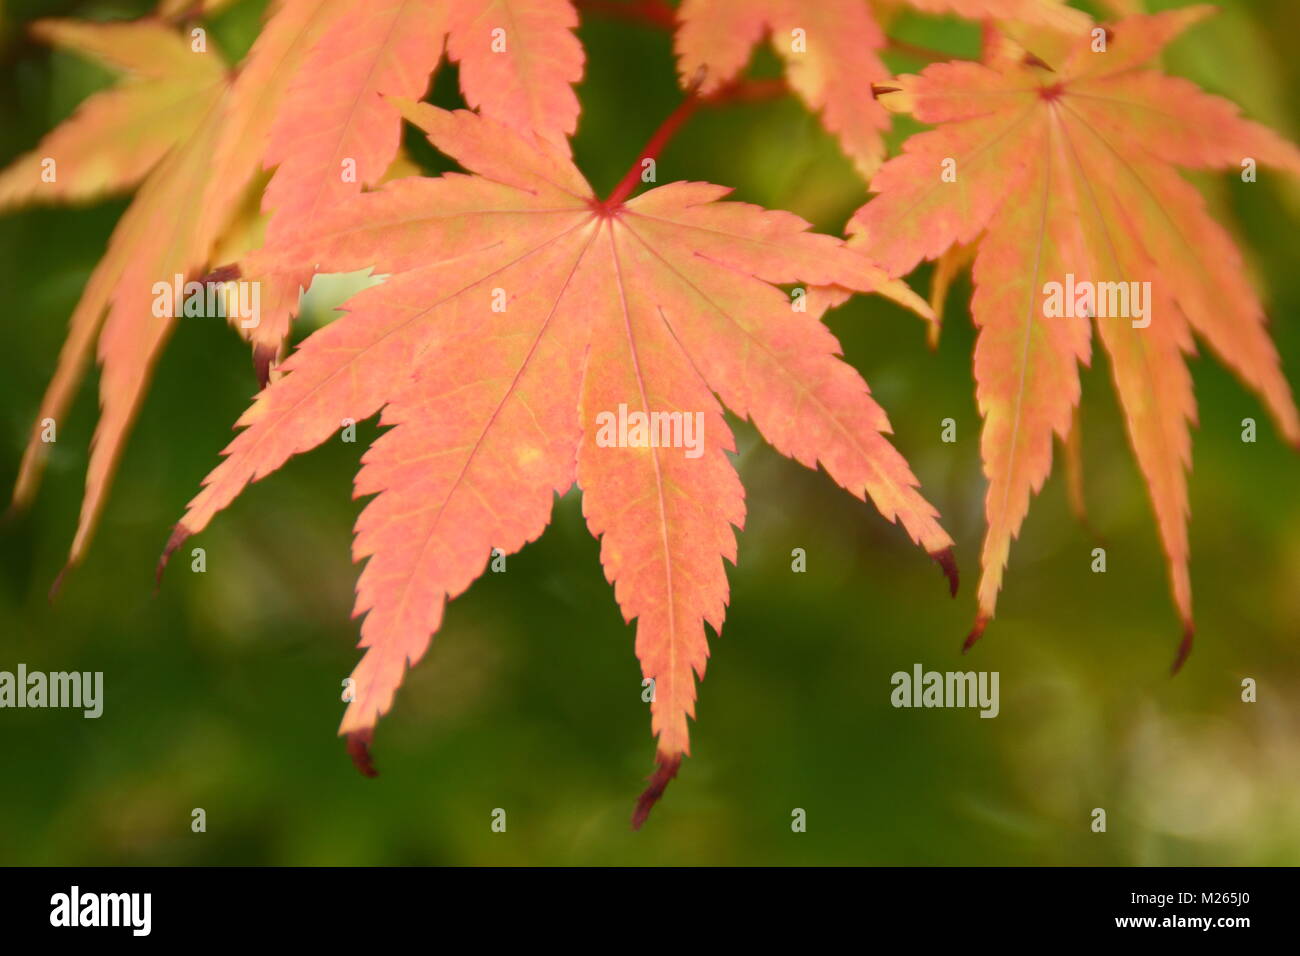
[48, 564, 70, 603]
[931, 547, 959, 597]
[962, 614, 989, 653]
[346, 730, 379, 778]
[1023, 52, 1055, 72]
[1170, 624, 1194, 675]
[631, 753, 682, 829]
[253, 344, 277, 389]
[155, 524, 192, 592]
[202, 263, 242, 285]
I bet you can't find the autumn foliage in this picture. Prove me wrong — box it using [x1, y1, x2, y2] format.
[4, 0, 1297, 825]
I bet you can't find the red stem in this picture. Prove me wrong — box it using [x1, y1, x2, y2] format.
[601, 94, 701, 209]
[600, 78, 786, 210]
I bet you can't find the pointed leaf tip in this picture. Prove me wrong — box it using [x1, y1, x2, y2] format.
[346, 730, 378, 778]
[1170, 625, 1194, 675]
[962, 615, 988, 653]
[632, 754, 682, 830]
[202, 263, 241, 285]
[252, 343, 277, 389]
[1022, 52, 1055, 72]
[931, 547, 959, 597]
[156, 524, 191, 590]
[48, 565, 70, 603]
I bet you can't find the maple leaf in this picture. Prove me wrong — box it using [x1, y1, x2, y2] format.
[248, 0, 585, 370]
[673, 0, 1090, 180]
[845, 7, 1300, 664]
[160, 101, 957, 825]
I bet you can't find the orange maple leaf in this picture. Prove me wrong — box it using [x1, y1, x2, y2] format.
[160, 102, 956, 825]
[674, 0, 1090, 179]
[846, 7, 1300, 664]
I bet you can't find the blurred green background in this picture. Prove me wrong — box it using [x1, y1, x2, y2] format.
[2, 0, 1298, 865]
